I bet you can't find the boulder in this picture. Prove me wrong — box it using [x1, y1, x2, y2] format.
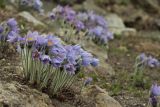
[73, 0, 106, 15]
[18, 11, 46, 27]
[105, 14, 136, 36]
[0, 81, 54, 107]
[82, 85, 122, 107]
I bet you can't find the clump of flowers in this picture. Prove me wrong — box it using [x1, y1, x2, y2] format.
[49, 5, 85, 31]
[19, 0, 43, 12]
[6, 18, 99, 95]
[138, 53, 160, 68]
[77, 11, 113, 45]
[49, 5, 85, 42]
[133, 53, 160, 87]
[0, 18, 20, 45]
[49, 5, 113, 46]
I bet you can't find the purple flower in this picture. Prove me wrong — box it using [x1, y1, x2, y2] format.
[32, 49, 41, 60]
[150, 96, 157, 107]
[20, 0, 30, 5]
[96, 16, 107, 28]
[74, 20, 85, 31]
[90, 26, 103, 36]
[64, 6, 76, 17]
[91, 58, 99, 67]
[84, 77, 93, 86]
[46, 35, 61, 47]
[49, 12, 56, 20]
[65, 45, 82, 65]
[72, 44, 81, 51]
[33, 0, 43, 11]
[7, 18, 17, 28]
[88, 11, 97, 22]
[40, 55, 51, 64]
[77, 12, 89, 22]
[151, 83, 160, 96]
[138, 53, 147, 62]
[82, 57, 92, 66]
[0, 25, 4, 33]
[51, 44, 66, 58]
[64, 63, 76, 75]
[81, 51, 93, 66]
[53, 5, 64, 14]
[147, 56, 160, 68]
[106, 32, 114, 40]
[51, 57, 64, 68]
[138, 53, 160, 68]
[25, 31, 39, 43]
[7, 31, 20, 43]
[36, 35, 47, 46]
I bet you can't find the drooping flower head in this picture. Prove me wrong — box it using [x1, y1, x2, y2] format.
[147, 56, 160, 68]
[84, 77, 93, 86]
[33, 0, 43, 11]
[91, 58, 99, 67]
[51, 57, 64, 68]
[40, 55, 51, 64]
[0, 25, 4, 33]
[151, 83, 160, 96]
[64, 63, 76, 75]
[137, 53, 160, 68]
[46, 35, 61, 47]
[7, 31, 20, 43]
[25, 31, 39, 43]
[7, 18, 18, 28]
[32, 49, 41, 60]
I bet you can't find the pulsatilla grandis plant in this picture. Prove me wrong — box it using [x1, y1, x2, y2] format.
[7, 18, 99, 95]
[19, 0, 43, 13]
[49, 5, 113, 47]
[133, 53, 160, 87]
[0, 18, 20, 46]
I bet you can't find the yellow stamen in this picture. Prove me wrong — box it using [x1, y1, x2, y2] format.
[48, 40, 53, 46]
[27, 37, 33, 41]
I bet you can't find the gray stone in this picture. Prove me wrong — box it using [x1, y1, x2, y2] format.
[82, 85, 122, 107]
[18, 11, 46, 27]
[82, 0, 106, 15]
[105, 14, 136, 36]
[131, 0, 160, 13]
[0, 81, 54, 107]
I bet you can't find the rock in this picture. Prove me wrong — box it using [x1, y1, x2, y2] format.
[105, 14, 136, 36]
[154, 19, 160, 29]
[96, 93, 122, 107]
[52, 99, 75, 107]
[18, 11, 46, 27]
[0, 81, 54, 107]
[131, 0, 160, 13]
[82, 85, 122, 107]
[82, 0, 106, 15]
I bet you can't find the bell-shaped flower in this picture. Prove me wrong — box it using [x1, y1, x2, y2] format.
[40, 55, 51, 64]
[7, 31, 20, 43]
[25, 31, 39, 43]
[46, 35, 61, 47]
[91, 58, 99, 67]
[147, 56, 160, 68]
[64, 63, 76, 75]
[84, 77, 93, 86]
[7, 18, 17, 28]
[151, 83, 160, 96]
